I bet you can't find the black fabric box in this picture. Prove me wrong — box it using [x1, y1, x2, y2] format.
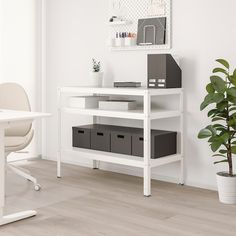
[111, 131, 132, 155]
[132, 130, 177, 158]
[72, 124, 177, 159]
[91, 128, 110, 152]
[72, 126, 91, 149]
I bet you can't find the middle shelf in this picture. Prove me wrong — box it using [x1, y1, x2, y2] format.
[63, 147, 182, 168]
[61, 107, 181, 120]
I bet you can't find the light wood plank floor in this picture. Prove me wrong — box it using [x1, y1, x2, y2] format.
[1, 159, 236, 236]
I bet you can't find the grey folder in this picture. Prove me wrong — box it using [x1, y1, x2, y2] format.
[137, 17, 166, 46]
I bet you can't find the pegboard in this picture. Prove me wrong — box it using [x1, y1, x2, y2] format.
[108, 0, 172, 51]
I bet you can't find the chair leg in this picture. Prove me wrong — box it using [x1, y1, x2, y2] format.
[7, 164, 41, 191]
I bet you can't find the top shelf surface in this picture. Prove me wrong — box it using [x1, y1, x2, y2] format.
[59, 87, 183, 96]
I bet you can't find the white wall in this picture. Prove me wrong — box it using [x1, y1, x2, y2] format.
[1, 0, 43, 157]
[45, 0, 236, 190]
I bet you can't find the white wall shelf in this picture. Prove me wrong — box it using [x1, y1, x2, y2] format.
[108, 20, 132, 26]
[110, 45, 171, 51]
[108, 0, 172, 51]
[57, 87, 184, 196]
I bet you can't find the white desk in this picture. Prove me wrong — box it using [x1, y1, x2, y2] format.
[0, 109, 50, 226]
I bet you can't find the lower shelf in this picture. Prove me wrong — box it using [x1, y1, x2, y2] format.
[62, 148, 182, 168]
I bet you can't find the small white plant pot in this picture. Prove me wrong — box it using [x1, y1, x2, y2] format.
[90, 72, 103, 88]
[115, 38, 125, 47]
[216, 172, 236, 204]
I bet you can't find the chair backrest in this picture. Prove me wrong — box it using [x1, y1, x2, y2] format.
[0, 83, 32, 136]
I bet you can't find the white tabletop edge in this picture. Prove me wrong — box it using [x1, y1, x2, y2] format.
[0, 110, 51, 123]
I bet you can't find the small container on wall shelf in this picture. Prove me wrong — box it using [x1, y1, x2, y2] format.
[110, 32, 137, 48]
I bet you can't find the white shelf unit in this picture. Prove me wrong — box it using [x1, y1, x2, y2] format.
[57, 87, 184, 196]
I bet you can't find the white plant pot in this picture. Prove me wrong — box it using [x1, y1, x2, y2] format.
[216, 172, 236, 204]
[90, 72, 103, 87]
[115, 38, 125, 47]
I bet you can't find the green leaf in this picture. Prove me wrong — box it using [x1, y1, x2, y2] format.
[212, 154, 226, 158]
[212, 93, 224, 103]
[208, 109, 218, 117]
[212, 117, 225, 122]
[231, 146, 236, 154]
[228, 117, 236, 126]
[198, 129, 212, 139]
[220, 133, 230, 143]
[216, 101, 228, 111]
[213, 67, 228, 75]
[228, 95, 236, 104]
[231, 69, 236, 79]
[214, 160, 228, 165]
[200, 101, 209, 111]
[206, 125, 217, 136]
[230, 70, 236, 86]
[216, 59, 229, 69]
[219, 149, 228, 154]
[227, 88, 236, 97]
[210, 76, 226, 93]
[232, 141, 236, 145]
[206, 83, 215, 94]
[229, 107, 236, 112]
[229, 75, 236, 86]
[213, 124, 226, 129]
[211, 141, 222, 152]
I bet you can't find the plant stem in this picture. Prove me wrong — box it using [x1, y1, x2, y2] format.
[226, 74, 233, 176]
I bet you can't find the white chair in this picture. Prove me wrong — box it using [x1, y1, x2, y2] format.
[0, 83, 41, 191]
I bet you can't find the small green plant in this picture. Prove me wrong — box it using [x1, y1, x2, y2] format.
[198, 59, 236, 176]
[92, 58, 101, 72]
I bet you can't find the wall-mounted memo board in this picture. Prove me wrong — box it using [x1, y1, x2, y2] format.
[108, 0, 172, 51]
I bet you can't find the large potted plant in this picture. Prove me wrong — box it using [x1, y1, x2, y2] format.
[198, 59, 236, 204]
[90, 58, 103, 87]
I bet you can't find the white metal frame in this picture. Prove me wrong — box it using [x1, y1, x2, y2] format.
[0, 110, 50, 226]
[57, 87, 184, 196]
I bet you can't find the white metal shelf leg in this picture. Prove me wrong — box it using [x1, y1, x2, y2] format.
[143, 91, 151, 197]
[57, 88, 62, 178]
[0, 126, 37, 226]
[144, 166, 151, 197]
[179, 91, 184, 185]
[93, 115, 100, 169]
[0, 128, 5, 219]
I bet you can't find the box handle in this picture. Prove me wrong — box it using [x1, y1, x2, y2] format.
[139, 137, 144, 141]
[97, 132, 104, 136]
[78, 130, 84, 134]
[117, 135, 124, 139]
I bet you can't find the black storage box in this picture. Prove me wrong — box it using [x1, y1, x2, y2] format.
[132, 130, 177, 158]
[72, 126, 91, 149]
[72, 124, 177, 159]
[111, 131, 132, 155]
[91, 126, 110, 152]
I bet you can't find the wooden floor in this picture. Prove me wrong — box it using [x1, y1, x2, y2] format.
[1, 159, 236, 236]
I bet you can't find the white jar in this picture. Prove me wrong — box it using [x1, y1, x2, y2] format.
[124, 37, 137, 46]
[115, 38, 125, 47]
